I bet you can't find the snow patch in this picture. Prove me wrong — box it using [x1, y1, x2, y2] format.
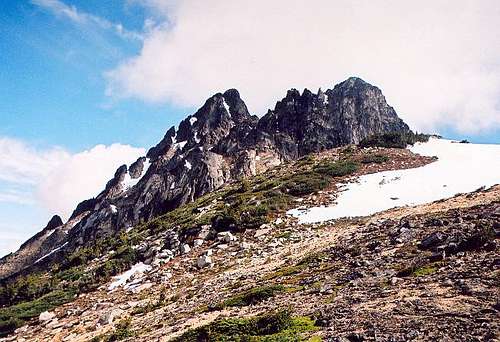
[170, 182, 176, 190]
[194, 132, 200, 143]
[189, 116, 198, 125]
[122, 158, 151, 191]
[34, 242, 68, 264]
[223, 99, 231, 116]
[288, 138, 500, 224]
[68, 216, 83, 230]
[110, 205, 117, 213]
[108, 262, 152, 291]
[45, 229, 56, 238]
[173, 141, 187, 150]
[185, 160, 192, 170]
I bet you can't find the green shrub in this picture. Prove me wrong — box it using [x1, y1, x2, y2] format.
[0, 318, 22, 338]
[361, 154, 389, 164]
[313, 161, 358, 177]
[0, 289, 75, 337]
[359, 132, 429, 149]
[174, 310, 317, 342]
[0, 273, 55, 307]
[282, 172, 330, 196]
[93, 318, 134, 342]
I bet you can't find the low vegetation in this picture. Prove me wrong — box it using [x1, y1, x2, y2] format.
[210, 284, 285, 311]
[396, 261, 441, 278]
[0, 232, 139, 337]
[359, 132, 429, 148]
[361, 154, 389, 164]
[173, 310, 317, 341]
[0, 289, 75, 337]
[313, 160, 359, 177]
[91, 318, 134, 342]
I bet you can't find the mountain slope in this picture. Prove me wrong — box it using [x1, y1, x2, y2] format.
[0, 77, 412, 280]
[2, 144, 498, 341]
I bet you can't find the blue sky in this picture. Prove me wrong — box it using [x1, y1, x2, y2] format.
[1, 0, 191, 152]
[0, 0, 499, 256]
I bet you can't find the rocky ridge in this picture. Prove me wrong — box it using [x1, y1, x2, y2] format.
[0, 77, 411, 280]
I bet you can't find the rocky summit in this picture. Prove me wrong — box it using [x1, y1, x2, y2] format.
[0, 77, 497, 342]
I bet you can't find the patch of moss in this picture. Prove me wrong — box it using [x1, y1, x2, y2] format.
[397, 261, 440, 278]
[412, 264, 438, 277]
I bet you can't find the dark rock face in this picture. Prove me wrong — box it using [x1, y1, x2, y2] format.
[255, 77, 409, 159]
[44, 215, 63, 232]
[129, 157, 147, 179]
[0, 77, 412, 279]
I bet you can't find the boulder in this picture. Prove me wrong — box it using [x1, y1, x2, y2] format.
[39, 311, 55, 322]
[419, 232, 446, 250]
[180, 244, 191, 254]
[217, 231, 237, 243]
[255, 228, 271, 238]
[197, 255, 212, 268]
[99, 308, 124, 325]
[240, 242, 252, 250]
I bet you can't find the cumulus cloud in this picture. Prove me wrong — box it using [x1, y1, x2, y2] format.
[107, 0, 500, 134]
[0, 137, 145, 220]
[32, 0, 143, 41]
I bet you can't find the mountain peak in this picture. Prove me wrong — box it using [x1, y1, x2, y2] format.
[44, 215, 63, 232]
[1, 78, 412, 280]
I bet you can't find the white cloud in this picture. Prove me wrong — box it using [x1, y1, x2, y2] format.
[32, 0, 143, 41]
[0, 137, 69, 185]
[0, 229, 27, 258]
[36, 144, 145, 219]
[0, 188, 34, 205]
[0, 137, 145, 220]
[107, 0, 500, 135]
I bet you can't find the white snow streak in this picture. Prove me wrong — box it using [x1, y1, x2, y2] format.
[185, 160, 192, 170]
[34, 242, 68, 264]
[288, 138, 500, 224]
[223, 100, 231, 116]
[173, 141, 187, 150]
[189, 117, 198, 125]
